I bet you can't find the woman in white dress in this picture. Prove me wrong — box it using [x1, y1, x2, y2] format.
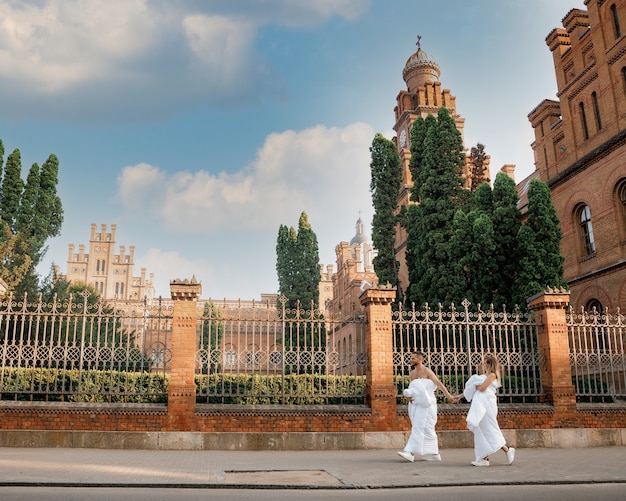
[397, 352, 458, 462]
[464, 354, 515, 466]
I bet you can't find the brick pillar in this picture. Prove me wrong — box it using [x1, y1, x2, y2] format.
[527, 287, 577, 424]
[359, 286, 397, 427]
[168, 277, 202, 430]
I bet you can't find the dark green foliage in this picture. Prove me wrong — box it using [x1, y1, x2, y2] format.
[0, 367, 168, 403]
[276, 212, 321, 311]
[406, 108, 466, 307]
[0, 141, 64, 297]
[369, 133, 401, 291]
[491, 173, 522, 308]
[275, 212, 325, 364]
[0, 149, 24, 229]
[513, 179, 567, 306]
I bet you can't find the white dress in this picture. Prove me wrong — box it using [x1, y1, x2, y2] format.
[402, 378, 439, 456]
[464, 375, 506, 461]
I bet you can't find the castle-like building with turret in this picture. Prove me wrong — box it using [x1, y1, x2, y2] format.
[58, 223, 155, 302]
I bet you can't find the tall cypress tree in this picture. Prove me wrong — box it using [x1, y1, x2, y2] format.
[0, 142, 64, 297]
[514, 179, 566, 306]
[369, 133, 401, 291]
[275, 212, 323, 369]
[0, 149, 24, 230]
[276, 211, 321, 311]
[491, 172, 522, 308]
[406, 107, 466, 307]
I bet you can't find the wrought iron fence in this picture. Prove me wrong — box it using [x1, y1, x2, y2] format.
[0, 293, 170, 402]
[567, 306, 626, 402]
[392, 300, 543, 403]
[195, 298, 366, 405]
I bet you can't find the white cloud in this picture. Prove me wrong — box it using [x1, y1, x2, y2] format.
[0, 0, 370, 117]
[182, 14, 255, 85]
[139, 248, 215, 298]
[116, 122, 376, 234]
[0, 0, 159, 93]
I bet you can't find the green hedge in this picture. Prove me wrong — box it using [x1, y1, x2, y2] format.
[0, 367, 168, 403]
[195, 373, 366, 405]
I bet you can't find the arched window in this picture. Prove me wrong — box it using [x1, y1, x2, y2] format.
[611, 3, 621, 39]
[585, 298, 607, 351]
[96, 259, 100, 273]
[578, 204, 596, 255]
[592, 91, 602, 131]
[619, 181, 626, 229]
[120, 283, 124, 297]
[586, 298, 603, 315]
[102, 260, 106, 273]
[579, 102, 589, 140]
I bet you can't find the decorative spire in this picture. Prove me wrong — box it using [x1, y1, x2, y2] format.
[403, 35, 440, 88]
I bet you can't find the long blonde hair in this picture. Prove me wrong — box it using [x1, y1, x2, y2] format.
[484, 354, 501, 380]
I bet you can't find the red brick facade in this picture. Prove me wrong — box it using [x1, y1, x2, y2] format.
[527, 0, 626, 312]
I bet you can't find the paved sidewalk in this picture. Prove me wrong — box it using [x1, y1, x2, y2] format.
[0, 446, 625, 489]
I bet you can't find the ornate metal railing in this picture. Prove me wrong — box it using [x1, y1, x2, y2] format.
[195, 298, 366, 404]
[0, 293, 171, 402]
[392, 300, 543, 403]
[567, 306, 626, 401]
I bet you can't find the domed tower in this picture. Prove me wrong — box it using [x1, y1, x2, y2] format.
[394, 36, 466, 196]
[349, 215, 373, 272]
[392, 37, 475, 294]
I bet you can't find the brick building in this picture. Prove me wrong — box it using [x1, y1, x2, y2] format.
[527, 0, 626, 312]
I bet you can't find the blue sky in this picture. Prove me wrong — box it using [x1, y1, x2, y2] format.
[0, 0, 585, 300]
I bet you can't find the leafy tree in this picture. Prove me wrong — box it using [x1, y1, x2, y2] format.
[0, 148, 24, 229]
[0, 222, 33, 292]
[448, 183, 497, 307]
[275, 212, 324, 371]
[406, 107, 466, 307]
[276, 211, 321, 311]
[369, 133, 401, 291]
[469, 143, 489, 192]
[0, 142, 63, 297]
[491, 172, 522, 308]
[514, 179, 566, 306]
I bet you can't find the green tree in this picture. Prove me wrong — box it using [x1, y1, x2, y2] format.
[275, 212, 324, 371]
[468, 143, 489, 192]
[14, 154, 64, 297]
[0, 148, 24, 229]
[514, 179, 566, 306]
[276, 211, 321, 311]
[369, 133, 401, 291]
[448, 183, 497, 307]
[491, 172, 522, 308]
[406, 107, 466, 307]
[0, 222, 32, 292]
[0, 142, 64, 297]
